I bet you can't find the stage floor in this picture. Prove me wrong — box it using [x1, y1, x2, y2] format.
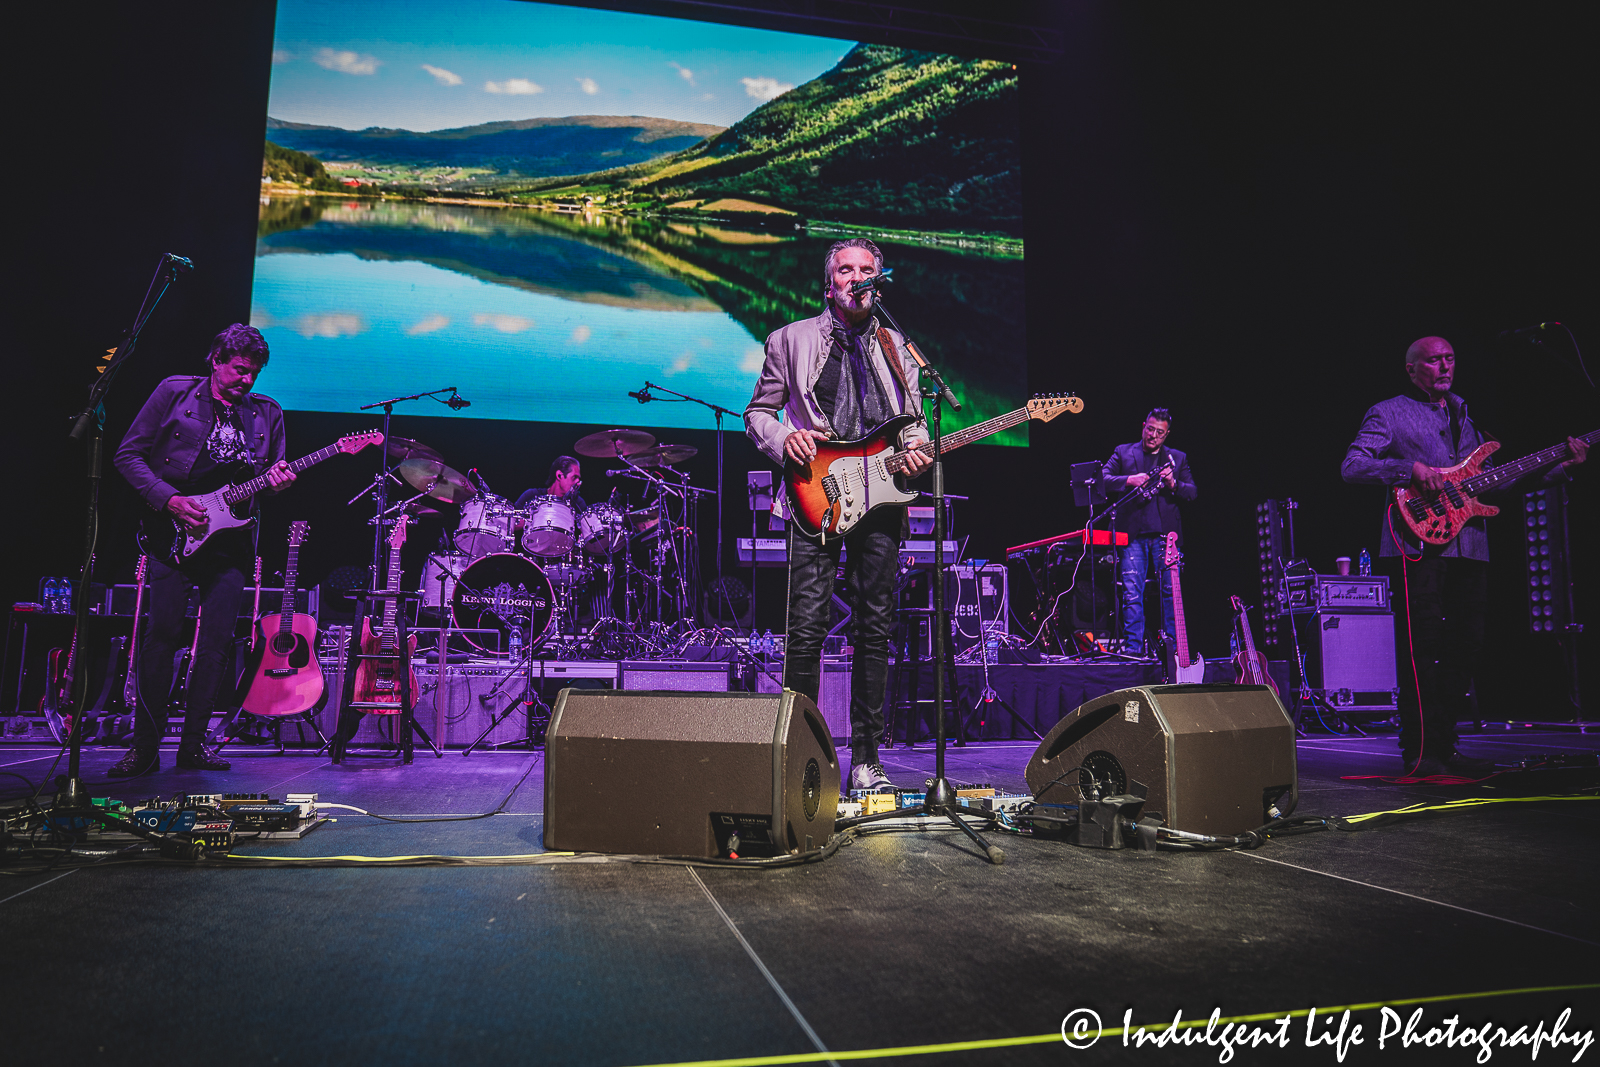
[3, 729, 1596, 1066]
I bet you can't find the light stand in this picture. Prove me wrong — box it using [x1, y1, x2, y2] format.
[840, 295, 1003, 865]
[59, 253, 188, 812]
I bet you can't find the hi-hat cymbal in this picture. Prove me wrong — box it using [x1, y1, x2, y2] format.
[574, 428, 655, 458]
[386, 436, 441, 462]
[399, 456, 477, 504]
[627, 444, 698, 468]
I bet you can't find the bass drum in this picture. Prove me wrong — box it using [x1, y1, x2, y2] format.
[451, 553, 555, 655]
[577, 503, 627, 556]
[521, 498, 576, 557]
[455, 495, 515, 557]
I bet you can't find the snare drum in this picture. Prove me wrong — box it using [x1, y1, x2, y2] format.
[455, 495, 515, 556]
[521, 498, 576, 557]
[577, 503, 627, 556]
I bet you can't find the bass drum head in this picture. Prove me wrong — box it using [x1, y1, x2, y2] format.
[450, 553, 555, 654]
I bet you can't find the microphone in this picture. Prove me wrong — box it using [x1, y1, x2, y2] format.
[446, 390, 471, 410]
[1498, 322, 1560, 339]
[164, 253, 194, 273]
[628, 386, 653, 403]
[848, 269, 894, 295]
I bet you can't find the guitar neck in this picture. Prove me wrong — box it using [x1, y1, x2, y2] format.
[379, 544, 403, 655]
[223, 444, 341, 506]
[278, 543, 302, 636]
[1463, 429, 1599, 495]
[1169, 565, 1191, 666]
[887, 405, 1032, 471]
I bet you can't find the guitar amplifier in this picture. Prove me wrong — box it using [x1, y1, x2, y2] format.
[1283, 575, 1389, 614]
[1301, 612, 1398, 714]
[899, 565, 1008, 656]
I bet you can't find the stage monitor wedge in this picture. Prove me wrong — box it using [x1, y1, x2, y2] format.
[544, 689, 839, 858]
[1025, 684, 1296, 837]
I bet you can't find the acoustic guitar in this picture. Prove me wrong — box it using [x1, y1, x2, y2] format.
[1229, 594, 1278, 695]
[351, 515, 417, 714]
[240, 520, 324, 717]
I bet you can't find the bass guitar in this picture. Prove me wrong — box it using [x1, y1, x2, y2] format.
[240, 520, 324, 718]
[784, 393, 1082, 539]
[141, 430, 382, 565]
[351, 515, 418, 714]
[1229, 594, 1278, 695]
[1394, 429, 1597, 545]
[1163, 531, 1206, 683]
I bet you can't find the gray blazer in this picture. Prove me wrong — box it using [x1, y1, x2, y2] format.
[743, 308, 927, 467]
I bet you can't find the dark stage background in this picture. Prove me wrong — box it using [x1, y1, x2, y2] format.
[12, 2, 1594, 719]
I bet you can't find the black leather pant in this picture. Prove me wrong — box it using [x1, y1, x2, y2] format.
[783, 506, 903, 765]
[135, 552, 246, 752]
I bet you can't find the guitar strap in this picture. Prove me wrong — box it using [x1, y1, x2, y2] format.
[875, 327, 919, 409]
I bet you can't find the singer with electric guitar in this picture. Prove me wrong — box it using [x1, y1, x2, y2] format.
[1102, 408, 1198, 658]
[108, 324, 304, 778]
[1342, 335, 1587, 776]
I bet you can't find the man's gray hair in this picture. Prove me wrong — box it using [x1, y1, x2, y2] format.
[822, 238, 884, 295]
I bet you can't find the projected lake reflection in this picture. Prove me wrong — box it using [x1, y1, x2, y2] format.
[252, 198, 1026, 439]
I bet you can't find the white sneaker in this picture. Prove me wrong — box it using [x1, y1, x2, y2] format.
[848, 762, 893, 791]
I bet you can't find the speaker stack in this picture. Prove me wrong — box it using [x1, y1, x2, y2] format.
[544, 689, 839, 858]
[1025, 684, 1297, 836]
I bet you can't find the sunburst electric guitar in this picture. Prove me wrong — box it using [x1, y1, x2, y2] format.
[784, 393, 1083, 539]
[1163, 531, 1206, 683]
[240, 520, 324, 717]
[142, 430, 383, 565]
[1394, 429, 1596, 545]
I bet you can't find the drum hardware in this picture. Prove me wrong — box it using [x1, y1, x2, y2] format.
[385, 436, 443, 463]
[455, 494, 517, 556]
[624, 443, 700, 468]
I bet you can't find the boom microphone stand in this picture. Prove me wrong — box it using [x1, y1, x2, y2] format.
[58, 252, 190, 814]
[839, 288, 1004, 865]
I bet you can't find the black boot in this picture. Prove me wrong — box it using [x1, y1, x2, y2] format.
[175, 744, 230, 770]
[108, 748, 160, 778]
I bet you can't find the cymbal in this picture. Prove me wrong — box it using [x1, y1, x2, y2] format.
[627, 444, 698, 468]
[573, 427, 655, 459]
[398, 457, 477, 504]
[386, 436, 441, 462]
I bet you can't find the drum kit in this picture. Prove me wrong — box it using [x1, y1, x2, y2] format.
[395, 427, 712, 659]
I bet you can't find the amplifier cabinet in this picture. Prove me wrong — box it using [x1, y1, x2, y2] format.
[1302, 612, 1398, 712]
[756, 659, 851, 742]
[620, 660, 732, 691]
[545, 689, 839, 857]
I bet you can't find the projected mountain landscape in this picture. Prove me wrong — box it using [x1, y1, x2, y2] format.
[257, 3, 1026, 434]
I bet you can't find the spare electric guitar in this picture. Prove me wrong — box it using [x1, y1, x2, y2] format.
[784, 393, 1083, 539]
[120, 554, 148, 714]
[1229, 594, 1278, 696]
[1394, 429, 1597, 545]
[39, 614, 82, 745]
[1163, 531, 1206, 683]
[240, 521, 324, 718]
[352, 516, 418, 714]
[141, 430, 383, 565]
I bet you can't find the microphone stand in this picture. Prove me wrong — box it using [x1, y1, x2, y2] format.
[838, 293, 1004, 866]
[1084, 455, 1174, 660]
[631, 381, 739, 625]
[59, 253, 187, 813]
[357, 386, 467, 585]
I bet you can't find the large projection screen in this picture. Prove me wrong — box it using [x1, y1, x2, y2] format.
[255, 0, 1025, 441]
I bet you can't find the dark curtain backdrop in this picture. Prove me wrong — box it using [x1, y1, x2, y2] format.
[11, 2, 1594, 716]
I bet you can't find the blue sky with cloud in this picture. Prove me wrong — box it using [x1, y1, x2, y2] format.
[269, 0, 852, 131]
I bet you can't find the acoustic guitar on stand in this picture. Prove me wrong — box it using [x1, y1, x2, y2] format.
[351, 515, 417, 714]
[1394, 429, 1597, 545]
[239, 520, 324, 717]
[1229, 594, 1278, 696]
[1163, 531, 1206, 683]
[784, 393, 1082, 539]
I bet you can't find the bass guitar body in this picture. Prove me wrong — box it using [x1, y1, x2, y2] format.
[241, 612, 324, 717]
[785, 414, 918, 539]
[350, 618, 418, 715]
[1391, 441, 1499, 546]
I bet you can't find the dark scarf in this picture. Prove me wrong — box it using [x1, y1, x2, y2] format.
[826, 307, 893, 440]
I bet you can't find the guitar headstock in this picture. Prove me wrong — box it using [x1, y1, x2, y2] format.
[388, 514, 410, 548]
[288, 520, 311, 547]
[339, 430, 385, 454]
[1027, 393, 1084, 422]
[1163, 530, 1181, 568]
[134, 554, 147, 582]
[1230, 594, 1245, 615]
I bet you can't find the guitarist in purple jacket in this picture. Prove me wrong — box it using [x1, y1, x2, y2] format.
[108, 324, 295, 777]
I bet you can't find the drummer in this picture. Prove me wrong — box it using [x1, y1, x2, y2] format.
[516, 455, 588, 513]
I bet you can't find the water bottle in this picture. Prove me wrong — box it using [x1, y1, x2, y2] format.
[1359, 548, 1372, 576]
[762, 629, 775, 657]
[43, 578, 60, 613]
[985, 633, 999, 663]
[509, 628, 522, 659]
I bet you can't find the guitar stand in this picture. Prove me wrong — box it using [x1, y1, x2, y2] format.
[328, 590, 442, 763]
[214, 706, 330, 754]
